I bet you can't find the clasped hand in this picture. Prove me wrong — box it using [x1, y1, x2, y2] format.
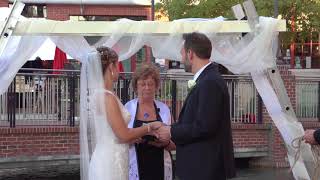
[148, 122, 171, 142]
[132, 122, 172, 146]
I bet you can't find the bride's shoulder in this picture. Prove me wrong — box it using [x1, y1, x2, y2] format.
[104, 92, 116, 100]
[104, 91, 122, 107]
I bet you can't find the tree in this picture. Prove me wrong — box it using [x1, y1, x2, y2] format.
[156, 0, 320, 43]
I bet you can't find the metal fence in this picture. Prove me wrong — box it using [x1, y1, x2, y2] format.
[225, 75, 261, 124]
[0, 69, 260, 127]
[115, 73, 260, 124]
[295, 76, 320, 120]
[0, 69, 80, 127]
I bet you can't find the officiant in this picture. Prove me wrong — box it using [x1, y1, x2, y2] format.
[125, 64, 175, 180]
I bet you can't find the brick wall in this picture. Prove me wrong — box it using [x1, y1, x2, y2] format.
[232, 124, 270, 149]
[46, 5, 151, 20]
[0, 124, 273, 164]
[0, 0, 8, 7]
[0, 127, 79, 158]
[278, 65, 296, 110]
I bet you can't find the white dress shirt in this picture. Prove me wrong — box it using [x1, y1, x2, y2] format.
[193, 62, 211, 81]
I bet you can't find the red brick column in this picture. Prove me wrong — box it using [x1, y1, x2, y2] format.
[278, 65, 296, 110]
[0, 0, 8, 7]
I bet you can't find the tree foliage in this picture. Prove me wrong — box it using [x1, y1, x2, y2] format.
[156, 0, 320, 43]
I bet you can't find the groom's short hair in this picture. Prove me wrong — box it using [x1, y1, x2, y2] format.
[183, 32, 212, 59]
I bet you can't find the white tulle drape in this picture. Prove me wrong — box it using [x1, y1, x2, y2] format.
[0, 16, 315, 180]
[0, 36, 46, 94]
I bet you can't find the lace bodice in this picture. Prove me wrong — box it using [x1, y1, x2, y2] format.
[88, 89, 129, 180]
[93, 89, 131, 144]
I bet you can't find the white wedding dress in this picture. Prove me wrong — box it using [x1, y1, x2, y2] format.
[88, 90, 131, 180]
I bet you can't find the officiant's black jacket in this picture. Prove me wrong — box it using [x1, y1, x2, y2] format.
[171, 64, 236, 180]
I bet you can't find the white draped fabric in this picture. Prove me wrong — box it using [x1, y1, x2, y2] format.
[0, 36, 46, 94]
[0, 15, 314, 180]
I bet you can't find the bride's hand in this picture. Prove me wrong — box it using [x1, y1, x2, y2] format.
[146, 121, 163, 137]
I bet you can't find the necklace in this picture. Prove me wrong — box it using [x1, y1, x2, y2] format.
[143, 112, 150, 120]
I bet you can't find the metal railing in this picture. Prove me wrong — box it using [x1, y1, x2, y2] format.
[0, 69, 261, 127]
[0, 69, 80, 127]
[295, 76, 320, 120]
[225, 75, 261, 124]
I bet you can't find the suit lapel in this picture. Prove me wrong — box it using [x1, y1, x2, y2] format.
[178, 63, 216, 120]
[179, 84, 197, 116]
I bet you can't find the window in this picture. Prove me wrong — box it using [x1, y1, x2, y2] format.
[21, 5, 46, 18]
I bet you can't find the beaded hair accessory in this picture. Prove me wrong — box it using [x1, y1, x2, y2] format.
[97, 47, 118, 66]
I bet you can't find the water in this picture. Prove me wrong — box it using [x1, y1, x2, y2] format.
[0, 168, 294, 180]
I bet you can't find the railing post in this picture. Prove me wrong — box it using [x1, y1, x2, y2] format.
[257, 94, 263, 124]
[171, 80, 177, 122]
[318, 81, 320, 120]
[231, 79, 235, 121]
[7, 78, 16, 128]
[69, 72, 76, 127]
[123, 79, 131, 104]
[57, 78, 61, 121]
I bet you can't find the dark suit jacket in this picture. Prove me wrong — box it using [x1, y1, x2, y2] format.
[314, 129, 320, 144]
[171, 63, 236, 180]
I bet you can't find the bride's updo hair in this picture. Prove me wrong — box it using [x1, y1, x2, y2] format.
[97, 46, 118, 74]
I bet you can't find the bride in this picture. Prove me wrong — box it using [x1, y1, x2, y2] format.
[80, 46, 162, 180]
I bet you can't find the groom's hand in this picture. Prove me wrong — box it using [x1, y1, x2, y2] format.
[157, 125, 171, 142]
[149, 121, 163, 131]
[147, 122, 164, 138]
[304, 129, 317, 145]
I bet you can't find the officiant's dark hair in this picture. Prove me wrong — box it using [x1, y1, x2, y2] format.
[183, 32, 212, 59]
[97, 46, 118, 74]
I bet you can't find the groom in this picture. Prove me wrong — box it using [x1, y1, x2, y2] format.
[157, 32, 236, 180]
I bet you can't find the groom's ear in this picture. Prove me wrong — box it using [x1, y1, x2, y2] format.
[187, 50, 194, 61]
